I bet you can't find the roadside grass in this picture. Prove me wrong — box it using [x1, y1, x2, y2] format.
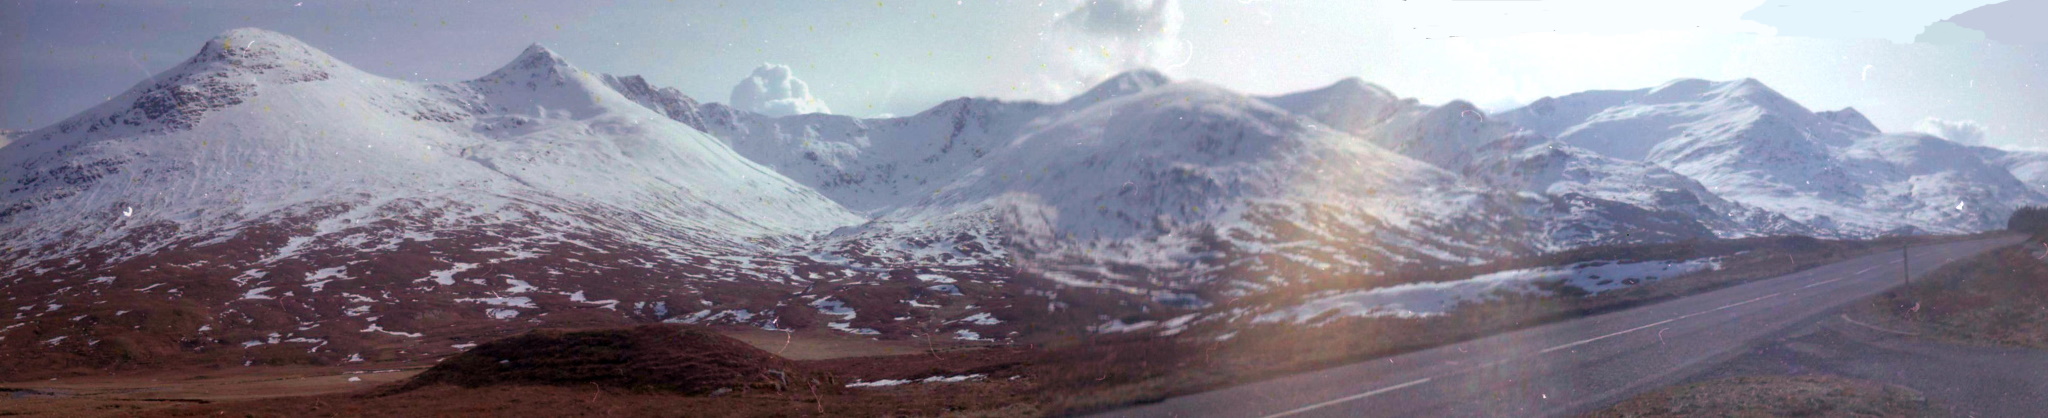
[95, 234, 2004, 417]
[1859, 238, 2048, 349]
[1035, 233, 1992, 415]
[1581, 375, 1934, 418]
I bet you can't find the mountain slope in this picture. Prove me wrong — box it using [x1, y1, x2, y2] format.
[1263, 78, 1806, 240]
[1499, 78, 2044, 236]
[0, 29, 883, 373]
[688, 73, 1761, 304]
[0, 30, 857, 261]
[1989, 148, 2048, 195]
[824, 79, 1550, 297]
[690, 97, 1050, 213]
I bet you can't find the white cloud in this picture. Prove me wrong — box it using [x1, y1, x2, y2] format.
[729, 63, 830, 117]
[1028, 0, 1190, 99]
[1916, 117, 1987, 145]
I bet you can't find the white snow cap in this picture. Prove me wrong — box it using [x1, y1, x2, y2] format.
[729, 63, 830, 117]
[197, 28, 340, 69]
[1066, 68, 1169, 107]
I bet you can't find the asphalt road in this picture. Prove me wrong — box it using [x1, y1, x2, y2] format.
[1100, 235, 2030, 418]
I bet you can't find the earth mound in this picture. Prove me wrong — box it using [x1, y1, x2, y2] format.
[399, 325, 816, 395]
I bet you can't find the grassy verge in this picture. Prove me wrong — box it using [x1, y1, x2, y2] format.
[118, 235, 2005, 417]
[1857, 238, 2048, 349]
[1037, 233, 1993, 414]
[1580, 375, 1934, 417]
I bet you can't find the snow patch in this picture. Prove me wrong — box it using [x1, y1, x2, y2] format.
[1258, 257, 1722, 324]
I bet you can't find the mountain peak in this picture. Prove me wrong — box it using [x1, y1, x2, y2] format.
[1067, 68, 1170, 107]
[191, 28, 340, 73]
[1325, 77, 1395, 98]
[1818, 106, 1880, 134]
[1260, 76, 1409, 136]
[1643, 78, 1715, 102]
[1100, 68, 1169, 87]
[517, 43, 569, 66]
[484, 43, 579, 81]
[1710, 77, 1778, 98]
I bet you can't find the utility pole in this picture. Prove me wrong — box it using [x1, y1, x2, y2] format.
[1902, 243, 1912, 304]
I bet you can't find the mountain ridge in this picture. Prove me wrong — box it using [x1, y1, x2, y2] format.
[5, 28, 2044, 376]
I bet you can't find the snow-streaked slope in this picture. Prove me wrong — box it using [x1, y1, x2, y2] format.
[633, 71, 1580, 294]
[1263, 78, 1512, 170]
[1500, 78, 2043, 236]
[692, 97, 1051, 213]
[1824, 134, 2044, 232]
[895, 81, 1466, 240]
[827, 78, 1550, 293]
[1462, 137, 1812, 238]
[679, 71, 1176, 214]
[1989, 148, 2048, 195]
[1259, 78, 1408, 136]
[801, 75, 1751, 293]
[0, 29, 859, 266]
[1263, 79, 1805, 240]
[0, 30, 1049, 373]
[1501, 79, 1878, 161]
[608, 71, 1760, 293]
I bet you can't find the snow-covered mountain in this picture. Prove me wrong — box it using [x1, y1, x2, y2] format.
[1990, 148, 2048, 195]
[1263, 78, 1807, 240]
[857, 79, 1538, 281]
[0, 29, 857, 262]
[1500, 78, 2046, 236]
[0, 29, 922, 372]
[626, 71, 1503, 294]
[614, 71, 1769, 299]
[7, 28, 2043, 374]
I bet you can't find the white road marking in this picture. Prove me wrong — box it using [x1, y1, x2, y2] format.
[1540, 319, 1676, 354]
[1802, 277, 1847, 289]
[1539, 291, 1790, 355]
[1676, 292, 1783, 320]
[1854, 266, 1878, 274]
[1261, 377, 1434, 418]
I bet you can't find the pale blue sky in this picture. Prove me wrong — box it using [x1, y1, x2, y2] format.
[3, 0, 2044, 149]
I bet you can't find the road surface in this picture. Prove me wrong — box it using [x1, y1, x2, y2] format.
[1099, 235, 2029, 418]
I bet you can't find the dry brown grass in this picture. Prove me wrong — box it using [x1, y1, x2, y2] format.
[6, 235, 1996, 417]
[1859, 240, 2048, 349]
[1030, 234, 1986, 415]
[0, 365, 421, 417]
[1582, 375, 1933, 418]
[87, 325, 1042, 417]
